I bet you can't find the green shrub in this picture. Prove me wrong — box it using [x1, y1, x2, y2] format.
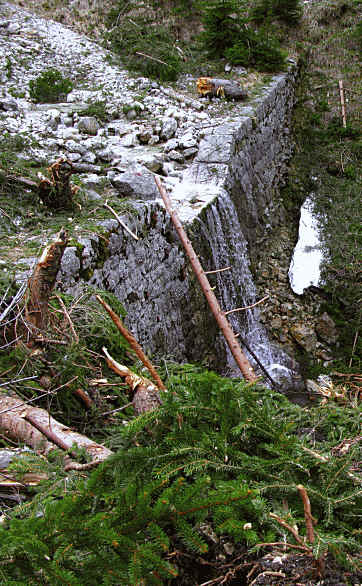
[226, 27, 287, 72]
[251, 0, 302, 25]
[29, 69, 73, 103]
[107, 16, 182, 81]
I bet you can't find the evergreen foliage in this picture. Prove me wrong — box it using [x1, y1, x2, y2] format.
[199, 0, 287, 71]
[251, 0, 302, 25]
[0, 366, 360, 584]
[29, 69, 73, 103]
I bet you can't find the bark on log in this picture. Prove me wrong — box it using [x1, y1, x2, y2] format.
[155, 176, 257, 383]
[25, 229, 68, 334]
[0, 393, 113, 464]
[0, 169, 38, 191]
[197, 77, 248, 100]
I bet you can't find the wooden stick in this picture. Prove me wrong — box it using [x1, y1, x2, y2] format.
[96, 295, 166, 391]
[297, 485, 315, 544]
[338, 80, 347, 128]
[154, 176, 257, 382]
[103, 201, 139, 241]
[204, 266, 232, 275]
[224, 295, 269, 316]
[135, 51, 168, 66]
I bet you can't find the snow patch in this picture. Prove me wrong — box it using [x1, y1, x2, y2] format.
[288, 196, 324, 295]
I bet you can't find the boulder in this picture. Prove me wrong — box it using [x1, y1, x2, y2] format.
[290, 323, 318, 353]
[111, 164, 159, 200]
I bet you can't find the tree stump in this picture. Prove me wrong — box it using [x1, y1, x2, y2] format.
[38, 158, 78, 210]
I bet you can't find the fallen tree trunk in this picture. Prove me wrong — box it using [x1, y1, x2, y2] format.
[155, 176, 257, 383]
[197, 77, 248, 100]
[0, 393, 113, 466]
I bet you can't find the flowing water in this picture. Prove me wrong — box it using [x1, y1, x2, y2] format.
[197, 190, 300, 389]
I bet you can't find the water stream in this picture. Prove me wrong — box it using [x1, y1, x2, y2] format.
[197, 191, 300, 388]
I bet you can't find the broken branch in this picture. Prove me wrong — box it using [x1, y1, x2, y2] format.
[297, 484, 315, 544]
[96, 295, 166, 391]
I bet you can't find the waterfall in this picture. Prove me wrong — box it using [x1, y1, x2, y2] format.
[197, 190, 300, 388]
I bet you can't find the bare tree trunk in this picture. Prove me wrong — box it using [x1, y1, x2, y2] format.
[155, 176, 257, 383]
[25, 229, 68, 335]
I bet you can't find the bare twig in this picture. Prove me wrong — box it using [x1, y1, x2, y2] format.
[96, 295, 166, 391]
[224, 295, 269, 316]
[204, 266, 232, 275]
[103, 201, 139, 241]
[55, 294, 79, 343]
[349, 330, 359, 368]
[135, 51, 169, 66]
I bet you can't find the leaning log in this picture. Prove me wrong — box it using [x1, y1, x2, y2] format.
[197, 77, 248, 100]
[25, 228, 68, 335]
[155, 176, 257, 383]
[0, 393, 113, 466]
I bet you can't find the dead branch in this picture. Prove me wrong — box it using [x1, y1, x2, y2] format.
[73, 388, 93, 410]
[269, 512, 309, 549]
[96, 295, 166, 391]
[154, 176, 257, 383]
[25, 229, 68, 336]
[0, 169, 38, 192]
[103, 201, 139, 241]
[297, 484, 316, 544]
[54, 294, 79, 343]
[102, 347, 162, 415]
[338, 80, 347, 128]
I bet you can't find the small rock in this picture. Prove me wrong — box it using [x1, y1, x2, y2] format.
[0, 96, 18, 111]
[7, 23, 21, 34]
[315, 312, 338, 345]
[82, 151, 96, 164]
[78, 116, 100, 135]
[160, 117, 177, 140]
[163, 138, 179, 153]
[167, 150, 184, 163]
